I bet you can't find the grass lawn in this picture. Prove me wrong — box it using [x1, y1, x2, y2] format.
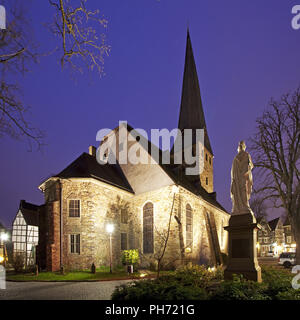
[6, 266, 150, 282]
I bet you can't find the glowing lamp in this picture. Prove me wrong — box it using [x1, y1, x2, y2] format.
[0, 233, 8, 242]
[106, 224, 114, 234]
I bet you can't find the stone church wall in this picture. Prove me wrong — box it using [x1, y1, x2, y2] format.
[40, 178, 229, 271]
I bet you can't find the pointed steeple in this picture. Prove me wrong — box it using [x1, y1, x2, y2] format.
[178, 30, 213, 155]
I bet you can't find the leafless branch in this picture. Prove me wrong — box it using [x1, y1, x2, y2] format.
[48, 0, 110, 75]
[249, 87, 300, 262]
[0, 1, 43, 149]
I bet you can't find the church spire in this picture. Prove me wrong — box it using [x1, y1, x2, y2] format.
[178, 30, 213, 155]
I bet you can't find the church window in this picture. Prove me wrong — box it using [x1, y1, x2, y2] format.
[121, 233, 127, 250]
[205, 153, 208, 161]
[186, 204, 193, 249]
[209, 157, 211, 165]
[143, 202, 154, 254]
[69, 200, 80, 217]
[70, 234, 80, 254]
[121, 208, 128, 224]
[206, 177, 208, 185]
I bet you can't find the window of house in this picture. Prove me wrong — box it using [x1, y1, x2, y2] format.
[121, 209, 128, 224]
[121, 233, 127, 250]
[264, 237, 268, 243]
[287, 236, 292, 244]
[70, 234, 80, 254]
[143, 202, 154, 254]
[186, 204, 193, 249]
[69, 200, 80, 217]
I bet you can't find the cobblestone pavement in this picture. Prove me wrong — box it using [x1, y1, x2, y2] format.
[0, 280, 132, 300]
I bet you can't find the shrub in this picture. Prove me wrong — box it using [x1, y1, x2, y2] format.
[112, 278, 208, 300]
[261, 266, 293, 299]
[112, 264, 300, 301]
[12, 253, 25, 273]
[174, 263, 224, 289]
[122, 249, 139, 266]
[276, 288, 300, 300]
[210, 274, 270, 300]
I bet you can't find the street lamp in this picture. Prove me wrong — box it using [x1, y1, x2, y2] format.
[0, 232, 9, 268]
[106, 224, 114, 273]
[0, 233, 8, 242]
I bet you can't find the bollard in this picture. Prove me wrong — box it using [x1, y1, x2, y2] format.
[91, 263, 96, 274]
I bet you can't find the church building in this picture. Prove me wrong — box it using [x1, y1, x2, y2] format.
[37, 31, 230, 271]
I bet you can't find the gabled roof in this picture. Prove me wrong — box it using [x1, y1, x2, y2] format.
[177, 30, 213, 155]
[268, 217, 281, 231]
[54, 152, 134, 194]
[256, 217, 271, 231]
[19, 200, 39, 227]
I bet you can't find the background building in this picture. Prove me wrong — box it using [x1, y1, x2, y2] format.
[11, 200, 39, 267]
[257, 216, 296, 257]
[283, 216, 296, 253]
[257, 217, 272, 257]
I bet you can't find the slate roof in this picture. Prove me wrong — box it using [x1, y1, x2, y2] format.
[19, 200, 39, 227]
[54, 152, 134, 194]
[126, 124, 227, 213]
[177, 30, 213, 155]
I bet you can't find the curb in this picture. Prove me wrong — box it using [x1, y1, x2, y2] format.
[6, 275, 156, 283]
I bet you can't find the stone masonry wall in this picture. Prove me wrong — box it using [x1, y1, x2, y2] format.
[41, 178, 229, 271]
[200, 148, 214, 194]
[60, 178, 133, 270]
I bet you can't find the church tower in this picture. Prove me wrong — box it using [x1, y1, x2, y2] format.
[176, 30, 214, 193]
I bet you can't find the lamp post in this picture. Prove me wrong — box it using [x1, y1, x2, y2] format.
[106, 224, 114, 273]
[0, 233, 8, 268]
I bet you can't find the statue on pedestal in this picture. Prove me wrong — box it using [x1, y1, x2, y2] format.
[224, 140, 261, 282]
[230, 141, 254, 215]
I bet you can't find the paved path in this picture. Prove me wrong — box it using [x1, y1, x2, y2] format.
[0, 280, 131, 300]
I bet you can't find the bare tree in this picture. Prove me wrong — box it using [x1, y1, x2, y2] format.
[0, 2, 43, 149]
[48, 0, 110, 75]
[249, 87, 300, 263]
[250, 195, 268, 219]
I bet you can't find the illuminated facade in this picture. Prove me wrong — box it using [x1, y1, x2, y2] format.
[37, 32, 230, 271]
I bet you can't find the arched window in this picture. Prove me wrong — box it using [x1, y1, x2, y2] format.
[143, 202, 154, 254]
[186, 204, 193, 248]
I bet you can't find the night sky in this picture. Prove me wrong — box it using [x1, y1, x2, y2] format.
[0, 0, 299, 227]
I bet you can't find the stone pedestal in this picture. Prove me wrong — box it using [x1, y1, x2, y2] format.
[224, 212, 262, 282]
